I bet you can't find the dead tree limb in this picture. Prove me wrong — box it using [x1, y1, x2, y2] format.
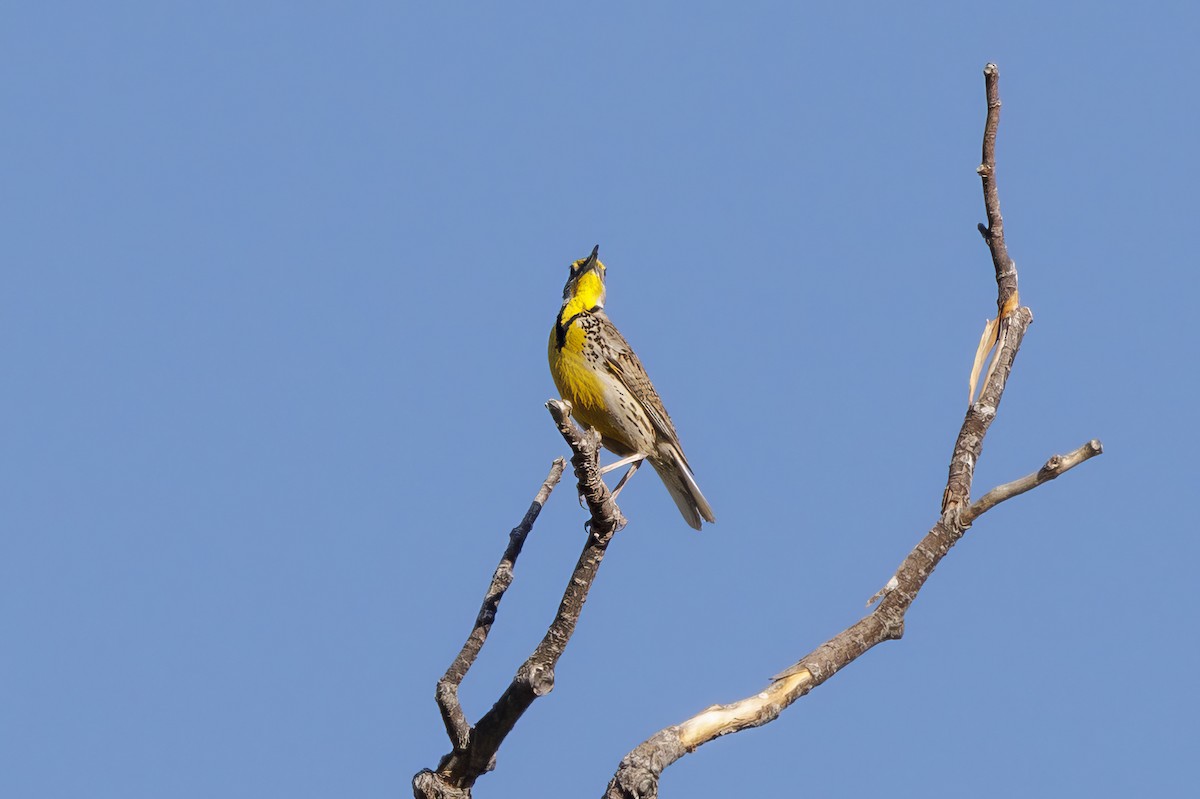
[963, 439, 1103, 523]
[414, 400, 625, 799]
[604, 62, 1103, 799]
[433, 460, 565, 755]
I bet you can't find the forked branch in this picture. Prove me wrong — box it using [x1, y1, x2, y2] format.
[604, 63, 1103, 799]
[433, 460, 565, 754]
[415, 401, 625, 799]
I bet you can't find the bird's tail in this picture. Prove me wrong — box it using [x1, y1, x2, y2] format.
[650, 447, 715, 531]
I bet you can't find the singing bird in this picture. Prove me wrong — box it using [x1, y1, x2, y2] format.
[548, 246, 715, 529]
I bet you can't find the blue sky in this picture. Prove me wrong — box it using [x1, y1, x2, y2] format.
[3, 3, 1195, 797]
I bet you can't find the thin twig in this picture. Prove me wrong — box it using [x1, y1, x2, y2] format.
[963, 440, 1104, 524]
[977, 62, 1018, 316]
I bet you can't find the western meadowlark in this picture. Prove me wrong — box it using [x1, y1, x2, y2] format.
[548, 245, 715, 530]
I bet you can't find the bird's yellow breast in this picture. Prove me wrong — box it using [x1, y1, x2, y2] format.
[548, 321, 607, 413]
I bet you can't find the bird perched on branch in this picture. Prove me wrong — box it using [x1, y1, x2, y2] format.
[548, 245, 715, 530]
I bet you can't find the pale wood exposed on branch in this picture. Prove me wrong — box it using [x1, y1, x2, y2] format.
[943, 307, 1032, 513]
[603, 62, 1103, 799]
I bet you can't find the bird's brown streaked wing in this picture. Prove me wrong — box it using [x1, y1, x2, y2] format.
[597, 315, 688, 457]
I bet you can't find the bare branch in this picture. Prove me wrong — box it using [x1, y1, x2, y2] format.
[944, 61, 1027, 514]
[605, 63, 1104, 799]
[546, 399, 628, 534]
[942, 306, 1033, 513]
[416, 400, 626, 798]
[434, 459, 565, 751]
[963, 440, 1104, 524]
[976, 62, 1018, 317]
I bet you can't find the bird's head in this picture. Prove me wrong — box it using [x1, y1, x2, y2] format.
[560, 245, 606, 314]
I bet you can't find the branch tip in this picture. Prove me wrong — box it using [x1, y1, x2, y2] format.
[963, 439, 1104, 523]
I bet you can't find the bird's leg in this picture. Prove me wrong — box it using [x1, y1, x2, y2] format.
[600, 453, 645, 475]
[610, 458, 645, 500]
